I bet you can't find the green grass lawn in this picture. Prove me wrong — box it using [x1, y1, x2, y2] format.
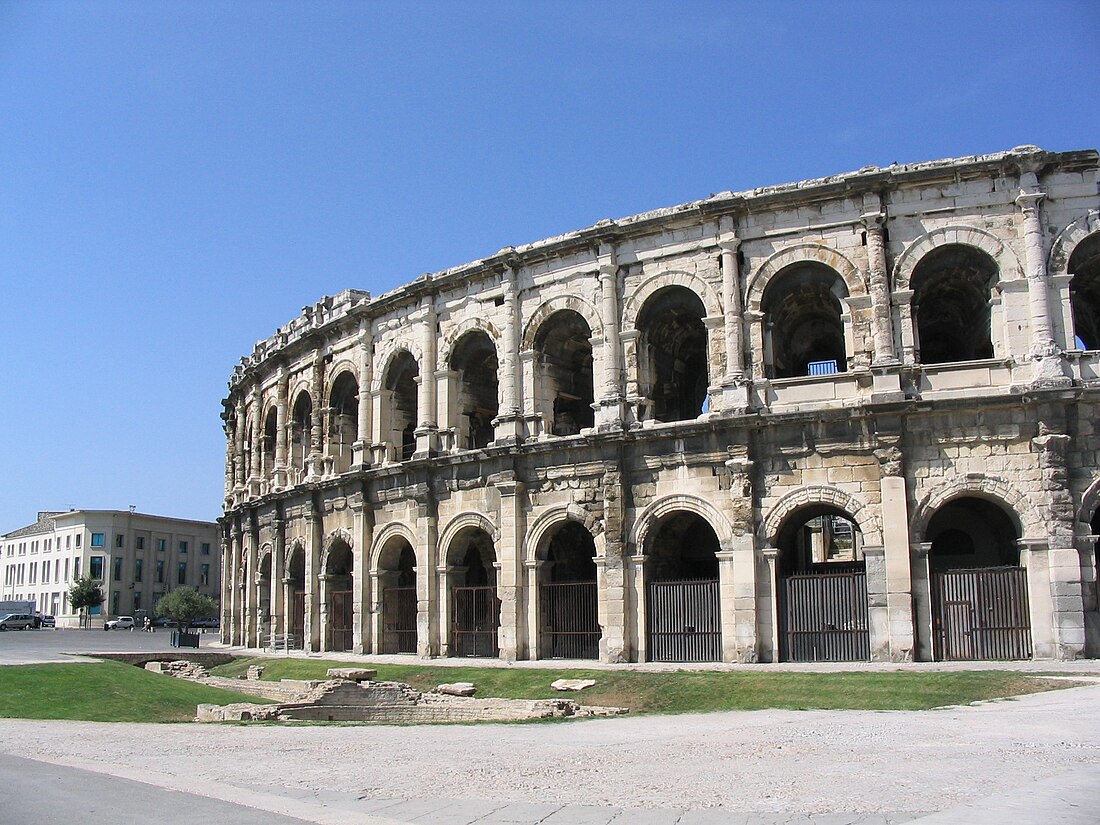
[0, 661, 261, 722]
[210, 656, 1073, 713]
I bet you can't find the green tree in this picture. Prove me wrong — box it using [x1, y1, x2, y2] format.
[67, 576, 105, 629]
[155, 587, 218, 631]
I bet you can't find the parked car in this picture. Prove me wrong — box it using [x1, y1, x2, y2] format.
[37, 614, 55, 628]
[151, 616, 175, 628]
[0, 613, 37, 630]
[191, 617, 219, 629]
[104, 616, 136, 631]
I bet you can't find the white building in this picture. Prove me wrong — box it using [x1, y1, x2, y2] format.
[0, 510, 220, 628]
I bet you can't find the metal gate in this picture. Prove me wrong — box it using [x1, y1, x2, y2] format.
[541, 581, 600, 659]
[646, 579, 721, 662]
[933, 567, 1031, 661]
[291, 591, 306, 649]
[329, 589, 353, 652]
[779, 570, 869, 662]
[452, 586, 499, 657]
[383, 586, 418, 653]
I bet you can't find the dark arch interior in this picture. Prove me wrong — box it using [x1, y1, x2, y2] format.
[379, 537, 417, 586]
[450, 331, 499, 449]
[287, 547, 305, 585]
[452, 528, 497, 587]
[762, 263, 848, 379]
[326, 540, 353, 579]
[328, 372, 359, 472]
[912, 245, 997, 364]
[1070, 233, 1100, 350]
[646, 512, 720, 581]
[262, 407, 277, 469]
[637, 286, 709, 422]
[776, 506, 863, 576]
[384, 351, 419, 460]
[291, 392, 312, 471]
[534, 309, 594, 436]
[926, 497, 1019, 572]
[546, 521, 597, 582]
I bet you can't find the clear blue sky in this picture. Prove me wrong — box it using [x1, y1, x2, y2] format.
[1, 1, 1097, 530]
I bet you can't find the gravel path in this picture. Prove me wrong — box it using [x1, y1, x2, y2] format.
[2, 682, 1099, 816]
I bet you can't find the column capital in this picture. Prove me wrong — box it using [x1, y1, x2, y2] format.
[860, 211, 886, 230]
[718, 236, 741, 254]
[1015, 189, 1046, 213]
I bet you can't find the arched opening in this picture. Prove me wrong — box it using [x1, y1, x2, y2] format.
[644, 511, 721, 662]
[378, 536, 417, 654]
[775, 506, 868, 662]
[449, 331, 498, 450]
[636, 286, 709, 422]
[924, 496, 1029, 660]
[384, 351, 419, 461]
[328, 372, 359, 474]
[257, 551, 272, 642]
[242, 414, 256, 481]
[538, 521, 600, 659]
[287, 545, 306, 649]
[448, 527, 499, 657]
[534, 310, 594, 436]
[911, 245, 998, 364]
[324, 540, 354, 652]
[262, 407, 277, 477]
[290, 392, 312, 477]
[1069, 232, 1100, 350]
[761, 262, 849, 378]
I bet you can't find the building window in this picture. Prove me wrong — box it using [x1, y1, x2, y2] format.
[91, 533, 105, 547]
[156, 538, 166, 552]
[43, 560, 50, 581]
[156, 560, 164, 584]
[115, 534, 124, 548]
[29, 563, 36, 585]
[73, 557, 80, 578]
[134, 559, 143, 582]
[63, 558, 70, 581]
[177, 562, 187, 585]
[75, 534, 81, 548]
[200, 563, 210, 586]
[113, 557, 123, 582]
[66, 534, 71, 549]
[179, 541, 188, 554]
[111, 591, 120, 615]
[89, 556, 104, 581]
[136, 536, 145, 551]
[133, 591, 142, 611]
[201, 542, 211, 556]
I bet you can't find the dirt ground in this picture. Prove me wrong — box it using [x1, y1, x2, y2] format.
[1, 680, 1098, 816]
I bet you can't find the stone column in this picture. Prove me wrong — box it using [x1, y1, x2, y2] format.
[495, 263, 524, 443]
[716, 548, 737, 662]
[248, 392, 262, 493]
[317, 573, 331, 653]
[219, 530, 232, 644]
[598, 550, 627, 664]
[761, 547, 780, 662]
[355, 326, 373, 466]
[875, 435, 915, 661]
[369, 570, 384, 653]
[1021, 539, 1056, 659]
[417, 492, 439, 657]
[524, 559, 543, 660]
[726, 458, 759, 662]
[911, 543, 933, 660]
[1017, 176, 1069, 386]
[308, 355, 324, 478]
[229, 525, 242, 645]
[281, 576, 293, 642]
[719, 235, 751, 412]
[274, 369, 289, 488]
[594, 256, 625, 429]
[233, 401, 246, 492]
[437, 564, 454, 657]
[351, 496, 367, 652]
[494, 474, 525, 660]
[1033, 428, 1085, 658]
[625, 553, 646, 662]
[271, 518, 285, 648]
[304, 503, 322, 652]
[862, 545, 889, 661]
[415, 296, 439, 456]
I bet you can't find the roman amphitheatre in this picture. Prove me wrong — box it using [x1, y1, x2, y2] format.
[218, 145, 1100, 667]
